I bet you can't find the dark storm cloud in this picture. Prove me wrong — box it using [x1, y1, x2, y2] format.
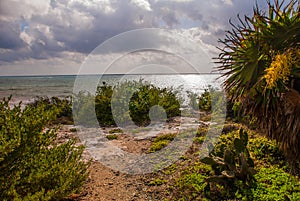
[0, 0, 157, 58]
[0, 0, 265, 66]
[0, 21, 25, 50]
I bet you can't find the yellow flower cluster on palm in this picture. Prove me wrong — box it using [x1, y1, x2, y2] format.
[264, 52, 292, 89]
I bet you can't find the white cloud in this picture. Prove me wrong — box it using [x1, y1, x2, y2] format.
[0, 0, 50, 21]
[131, 0, 152, 11]
[223, 0, 233, 6]
[19, 31, 34, 45]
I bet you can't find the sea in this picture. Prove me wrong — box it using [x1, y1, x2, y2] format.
[0, 74, 222, 106]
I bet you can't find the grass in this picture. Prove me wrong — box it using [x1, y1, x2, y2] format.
[147, 178, 168, 186]
[147, 133, 177, 153]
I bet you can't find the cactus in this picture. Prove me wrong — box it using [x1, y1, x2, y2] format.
[201, 129, 255, 186]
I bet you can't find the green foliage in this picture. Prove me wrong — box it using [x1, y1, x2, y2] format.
[233, 166, 300, 200]
[30, 96, 73, 125]
[69, 127, 77, 132]
[109, 128, 123, 134]
[129, 83, 181, 126]
[248, 136, 286, 167]
[174, 162, 211, 200]
[147, 133, 176, 153]
[168, 125, 300, 200]
[187, 91, 199, 111]
[176, 173, 207, 200]
[217, 0, 300, 102]
[162, 163, 177, 175]
[193, 136, 205, 144]
[188, 86, 226, 120]
[198, 88, 212, 112]
[201, 129, 255, 187]
[106, 134, 118, 140]
[95, 84, 115, 127]
[216, 0, 300, 160]
[148, 178, 167, 186]
[148, 140, 169, 153]
[75, 80, 181, 127]
[154, 133, 177, 142]
[73, 91, 98, 127]
[250, 167, 300, 201]
[196, 126, 209, 137]
[0, 97, 89, 201]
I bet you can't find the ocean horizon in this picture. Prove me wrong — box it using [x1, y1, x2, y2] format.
[0, 74, 223, 105]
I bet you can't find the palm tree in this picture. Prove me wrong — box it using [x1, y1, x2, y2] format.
[216, 0, 300, 161]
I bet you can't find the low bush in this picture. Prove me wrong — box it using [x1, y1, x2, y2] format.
[189, 86, 226, 117]
[109, 128, 123, 134]
[174, 162, 211, 200]
[148, 178, 167, 186]
[94, 84, 115, 127]
[106, 134, 118, 140]
[30, 96, 73, 125]
[248, 136, 286, 167]
[69, 127, 77, 132]
[0, 97, 89, 200]
[198, 88, 212, 112]
[76, 80, 181, 127]
[250, 167, 300, 200]
[73, 92, 98, 127]
[147, 133, 177, 153]
[201, 129, 255, 198]
[125, 81, 181, 126]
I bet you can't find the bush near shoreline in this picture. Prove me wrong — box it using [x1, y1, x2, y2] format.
[0, 97, 89, 201]
[74, 79, 181, 127]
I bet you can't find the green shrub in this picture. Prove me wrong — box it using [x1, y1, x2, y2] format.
[129, 83, 181, 126]
[94, 80, 181, 127]
[147, 133, 177, 153]
[248, 136, 286, 167]
[106, 134, 118, 140]
[201, 129, 255, 187]
[154, 133, 177, 142]
[69, 128, 77, 132]
[193, 136, 205, 144]
[30, 96, 73, 125]
[201, 128, 299, 200]
[95, 84, 115, 127]
[234, 167, 300, 200]
[109, 128, 123, 134]
[148, 178, 167, 186]
[251, 167, 300, 201]
[188, 86, 226, 118]
[176, 173, 207, 199]
[174, 162, 211, 200]
[198, 88, 212, 112]
[187, 91, 199, 111]
[148, 140, 170, 153]
[73, 91, 98, 127]
[0, 97, 89, 201]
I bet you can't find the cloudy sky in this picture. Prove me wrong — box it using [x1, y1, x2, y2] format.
[0, 0, 267, 75]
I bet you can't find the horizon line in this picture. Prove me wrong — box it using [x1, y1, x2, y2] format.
[0, 72, 222, 77]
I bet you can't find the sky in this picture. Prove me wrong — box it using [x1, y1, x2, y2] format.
[0, 0, 267, 75]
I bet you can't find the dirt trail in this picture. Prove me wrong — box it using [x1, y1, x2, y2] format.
[57, 117, 202, 201]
